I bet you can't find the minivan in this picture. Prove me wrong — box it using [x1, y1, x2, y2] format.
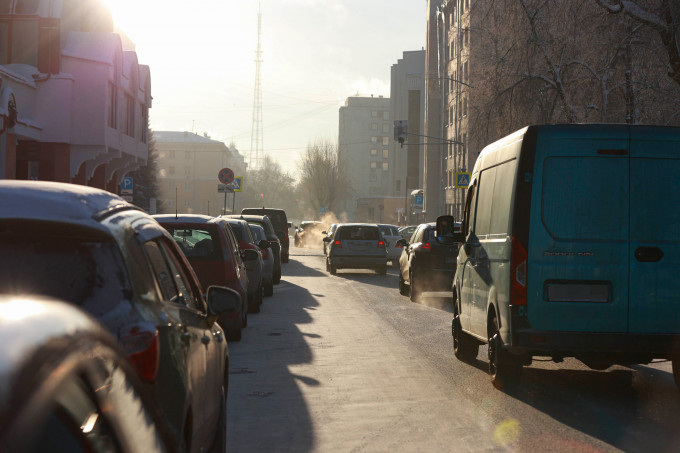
[451, 124, 680, 390]
[241, 208, 290, 263]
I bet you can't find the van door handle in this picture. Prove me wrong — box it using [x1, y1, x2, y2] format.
[635, 246, 663, 262]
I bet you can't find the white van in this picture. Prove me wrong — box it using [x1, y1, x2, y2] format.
[452, 124, 680, 390]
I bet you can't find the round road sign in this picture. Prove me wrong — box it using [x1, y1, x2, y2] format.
[218, 168, 234, 185]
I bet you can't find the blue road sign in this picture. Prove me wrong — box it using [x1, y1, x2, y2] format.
[121, 177, 133, 191]
[414, 194, 424, 206]
[455, 172, 471, 188]
[227, 176, 243, 192]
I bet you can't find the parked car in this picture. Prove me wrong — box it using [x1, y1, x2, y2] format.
[377, 224, 403, 266]
[0, 181, 239, 452]
[249, 223, 275, 297]
[322, 223, 338, 255]
[452, 124, 680, 391]
[223, 218, 265, 313]
[227, 214, 282, 284]
[324, 223, 387, 275]
[241, 207, 290, 263]
[397, 221, 460, 302]
[294, 220, 324, 248]
[154, 214, 254, 339]
[398, 225, 418, 240]
[0, 296, 177, 453]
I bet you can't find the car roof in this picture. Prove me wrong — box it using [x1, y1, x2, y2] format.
[153, 214, 216, 224]
[225, 214, 270, 222]
[0, 296, 103, 405]
[337, 223, 379, 228]
[0, 181, 138, 232]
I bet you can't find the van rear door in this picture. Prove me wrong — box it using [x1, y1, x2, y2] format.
[529, 131, 630, 333]
[628, 128, 680, 334]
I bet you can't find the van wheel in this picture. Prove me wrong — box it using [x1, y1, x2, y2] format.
[329, 260, 337, 275]
[488, 315, 522, 391]
[399, 275, 409, 296]
[672, 357, 680, 390]
[453, 314, 478, 362]
[409, 271, 420, 302]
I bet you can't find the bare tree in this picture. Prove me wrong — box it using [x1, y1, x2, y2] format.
[596, 0, 680, 88]
[240, 155, 297, 210]
[297, 140, 351, 217]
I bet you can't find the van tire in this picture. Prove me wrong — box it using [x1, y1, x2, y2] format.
[409, 271, 420, 302]
[453, 314, 478, 362]
[399, 275, 409, 296]
[488, 315, 522, 391]
[672, 357, 680, 390]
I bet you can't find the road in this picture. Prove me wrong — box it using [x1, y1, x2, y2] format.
[226, 245, 680, 452]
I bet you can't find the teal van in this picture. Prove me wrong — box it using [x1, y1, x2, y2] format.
[451, 124, 680, 390]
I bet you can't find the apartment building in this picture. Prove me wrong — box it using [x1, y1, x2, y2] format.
[0, 0, 151, 191]
[338, 95, 391, 221]
[155, 131, 247, 215]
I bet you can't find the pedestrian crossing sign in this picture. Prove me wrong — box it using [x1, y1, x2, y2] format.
[455, 172, 471, 188]
[227, 177, 243, 192]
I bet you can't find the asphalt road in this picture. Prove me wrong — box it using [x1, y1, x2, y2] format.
[226, 245, 680, 452]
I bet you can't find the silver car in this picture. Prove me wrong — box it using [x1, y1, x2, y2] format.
[378, 224, 403, 266]
[249, 223, 274, 297]
[324, 223, 387, 275]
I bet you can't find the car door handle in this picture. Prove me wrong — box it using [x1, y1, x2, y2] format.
[635, 246, 663, 262]
[180, 332, 192, 343]
[201, 335, 211, 345]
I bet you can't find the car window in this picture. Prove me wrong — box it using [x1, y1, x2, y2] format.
[249, 225, 265, 241]
[337, 226, 379, 240]
[158, 239, 203, 312]
[379, 225, 399, 236]
[229, 222, 244, 241]
[0, 236, 131, 317]
[144, 240, 180, 302]
[144, 239, 202, 311]
[221, 223, 240, 256]
[243, 223, 256, 244]
[164, 226, 220, 259]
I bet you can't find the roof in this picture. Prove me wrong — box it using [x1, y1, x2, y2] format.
[0, 181, 130, 230]
[153, 214, 215, 224]
[154, 131, 224, 144]
[336, 223, 379, 228]
[225, 214, 269, 222]
[62, 32, 122, 65]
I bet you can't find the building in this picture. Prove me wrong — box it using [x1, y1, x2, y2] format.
[0, 0, 151, 191]
[390, 49, 426, 225]
[155, 131, 247, 215]
[338, 95, 391, 221]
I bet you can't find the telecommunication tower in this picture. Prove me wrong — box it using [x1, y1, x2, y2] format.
[249, 2, 264, 170]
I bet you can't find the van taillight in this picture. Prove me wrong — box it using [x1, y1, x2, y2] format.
[377, 240, 385, 248]
[511, 236, 527, 306]
[121, 326, 160, 383]
[334, 240, 342, 248]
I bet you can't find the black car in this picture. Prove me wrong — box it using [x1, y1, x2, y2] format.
[0, 181, 239, 453]
[225, 214, 282, 284]
[242, 207, 290, 263]
[0, 296, 177, 453]
[397, 220, 461, 302]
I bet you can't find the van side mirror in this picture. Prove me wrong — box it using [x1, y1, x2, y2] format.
[322, 237, 331, 243]
[258, 239, 270, 250]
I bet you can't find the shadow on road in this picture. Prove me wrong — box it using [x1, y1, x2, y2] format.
[227, 275, 321, 452]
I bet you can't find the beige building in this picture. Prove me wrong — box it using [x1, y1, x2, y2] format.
[155, 131, 247, 215]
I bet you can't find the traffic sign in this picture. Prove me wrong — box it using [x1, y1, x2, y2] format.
[121, 177, 133, 195]
[227, 176, 243, 192]
[414, 194, 424, 206]
[455, 172, 471, 188]
[218, 168, 234, 185]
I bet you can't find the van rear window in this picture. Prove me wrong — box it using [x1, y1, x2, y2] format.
[541, 157, 628, 240]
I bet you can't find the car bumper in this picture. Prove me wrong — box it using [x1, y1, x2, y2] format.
[331, 255, 386, 269]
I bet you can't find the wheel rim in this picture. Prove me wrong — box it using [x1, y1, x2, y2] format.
[488, 325, 499, 377]
[453, 317, 460, 353]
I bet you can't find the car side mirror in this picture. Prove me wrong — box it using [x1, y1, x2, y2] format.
[321, 231, 327, 235]
[396, 238, 408, 247]
[206, 286, 240, 316]
[258, 239, 270, 250]
[242, 249, 259, 261]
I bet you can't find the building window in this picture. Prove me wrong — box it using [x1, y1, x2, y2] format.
[463, 97, 468, 117]
[369, 170, 377, 182]
[169, 150, 176, 159]
[184, 182, 191, 192]
[185, 167, 191, 176]
[371, 137, 378, 144]
[382, 137, 389, 146]
[184, 199, 190, 208]
[371, 123, 378, 130]
[185, 151, 192, 159]
[169, 166, 175, 175]
[107, 83, 117, 128]
[368, 207, 375, 219]
[383, 111, 389, 120]
[382, 124, 389, 133]
[382, 162, 389, 171]
[124, 95, 134, 137]
[464, 61, 469, 81]
[383, 149, 389, 158]
[370, 162, 377, 169]
[371, 111, 378, 117]
[396, 180, 401, 192]
[370, 149, 378, 156]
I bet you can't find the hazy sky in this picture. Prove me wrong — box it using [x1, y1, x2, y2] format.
[105, 0, 425, 174]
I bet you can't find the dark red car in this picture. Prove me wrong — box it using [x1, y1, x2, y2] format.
[154, 214, 255, 341]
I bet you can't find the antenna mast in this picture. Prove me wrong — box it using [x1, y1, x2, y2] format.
[249, 2, 264, 170]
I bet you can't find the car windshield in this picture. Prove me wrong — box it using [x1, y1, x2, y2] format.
[162, 225, 221, 260]
[337, 226, 379, 241]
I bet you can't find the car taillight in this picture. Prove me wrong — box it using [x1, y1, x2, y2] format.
[121, 326, 160, 383]
[261, 248, 269, 259]
[510, 235, 527, 306]
[417, 242, 431, 251]
[377, 240, 385, 248]
[334, 240, 342, 248]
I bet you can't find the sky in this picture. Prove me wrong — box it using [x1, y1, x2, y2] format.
[103, 0, 426, 175]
